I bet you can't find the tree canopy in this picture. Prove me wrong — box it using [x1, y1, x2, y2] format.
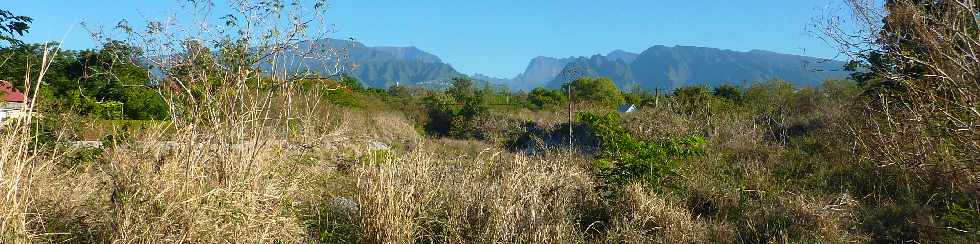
[562, 77, 624, 107]
[0, 9, 32, 47]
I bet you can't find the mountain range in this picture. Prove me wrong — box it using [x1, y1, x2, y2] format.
[535, 47, 847, 90]
[276, 38, 463, 88]
[285, 38, 848, 90]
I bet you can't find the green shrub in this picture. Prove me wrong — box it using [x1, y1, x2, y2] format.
[302, 194, 359, 244]
[563, 77, 625, 107]
[324, 89, 362, 108]
[943, 203, 980, 235]
[713, 84, 743, 102]
[99, 124, 133, 148]
[527, 87, 566, 109]
[672, 86, 713, 114]
[93, 101, 125, 120]
[123, 87, 169, 120]
[422, 94, 458, 137]
[579, 112, 705, 188]
[63, 146, 104, 169]
[422, 77, 488, 139]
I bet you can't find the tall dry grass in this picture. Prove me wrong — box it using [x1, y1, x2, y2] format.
[8, 0, 975, 242]
[354, 143, 597, 243]
[1, 42, 64, 241]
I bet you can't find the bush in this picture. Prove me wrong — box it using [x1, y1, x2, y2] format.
[713, 84, 743, 102]
[672, 86, 713, 114]
[422, 94, 457, 137]
[93, 101, 125, 120]
[527, 87, 566, 109]
[324, 88, 362, 108]
[578, 112, 705, 188]
[422, 77, 488, 139]
[123, 88, 169, 120]
[563, 77, 625, 107]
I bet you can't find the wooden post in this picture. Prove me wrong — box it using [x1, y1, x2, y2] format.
[654, 87, 661, 109]
[568, 84, 573, 148]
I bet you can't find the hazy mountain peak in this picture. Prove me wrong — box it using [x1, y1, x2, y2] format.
[607, 49, 639, 63]
[285, 38, 463, 88]
[472, 73, 511, 85]
[373, 46, 443, 63]
[285, 39, 847, 91]
[503, 55, 578, 90]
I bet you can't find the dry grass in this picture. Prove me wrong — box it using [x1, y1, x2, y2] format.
[607, 184, 707, 243]
[0, 78, 905, 243]
[354, 142, 597, 243]
[2, 0, 974, 241]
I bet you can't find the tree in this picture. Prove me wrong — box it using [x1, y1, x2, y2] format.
[0, 9, 31, 47]
[624, 88, 655, 107]
[339, 75, 364, 92]
[423, 77, 488, 138]
[672, 85, 712, 114]
[713, 84, 743, 102]
[73, 41, 151, 101]
[562, 77, 624, 107]
[124, 88, 169, 120]
[527, 87, 566, 109]
[673, 86, 711, 98]
[0, 43, 79, 91]
[831, 0, 980, 169]
[824, 1, 980, 240]
[0, 40, 167, 120]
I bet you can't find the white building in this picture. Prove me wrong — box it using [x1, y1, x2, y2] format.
[618, 103, 637, 113]
[1, 80, 30, 123]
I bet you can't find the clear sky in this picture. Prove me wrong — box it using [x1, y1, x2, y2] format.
[8, 0, 846, 78]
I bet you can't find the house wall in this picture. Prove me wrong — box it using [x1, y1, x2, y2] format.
[0, 102, 29, 122]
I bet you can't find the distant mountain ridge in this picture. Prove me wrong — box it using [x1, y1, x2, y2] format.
[545, 46, 848, 90]
[279, 38, 464, 88]
[371, 46, 444, 64]
[606, 50, 639, 63]
[550, 54, 636, 88]
[278, 39, 848, 90]
[506, 56, 577, 90]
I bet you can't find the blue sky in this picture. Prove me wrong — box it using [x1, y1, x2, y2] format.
[9, 0, 846, 78]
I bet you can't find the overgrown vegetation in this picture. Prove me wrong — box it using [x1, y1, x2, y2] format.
[1, 0, 978, 243]
[579, 112, 704, 188]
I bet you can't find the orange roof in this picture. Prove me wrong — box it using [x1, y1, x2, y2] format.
[0, 80, 27, 103]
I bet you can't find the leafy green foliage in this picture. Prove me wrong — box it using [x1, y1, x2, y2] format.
[563, 77, 625, 107]
[93, 101, 125, 120]
[623, 88, 657, 107]
[0, 9, 32, 46]
[527, 87, 566, 109]
[323, 83, 363, 108]
[673, 85, 713, 114]
[0, 41, 168, 120]
[339, 75, 365, 92]
[713, 84, 743, 102]
[423, 77, 488, 138]
[578, 112, 705, 187]
[673, 85, 711, 98]
[123, 88, 169, 120]
[422, 94, 457, 136]
[943, 203, 980, 234]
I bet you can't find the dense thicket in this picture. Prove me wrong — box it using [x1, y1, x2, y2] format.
[0, 42, 167, 120]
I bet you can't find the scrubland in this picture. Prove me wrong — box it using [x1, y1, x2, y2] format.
[2, 0, 979, 242]
[2, 76, 976, 243]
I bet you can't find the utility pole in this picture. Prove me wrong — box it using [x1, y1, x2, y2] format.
[565, 67, 585, 150]
[654, 86, 662, 109]
[568, 84, 573, 147]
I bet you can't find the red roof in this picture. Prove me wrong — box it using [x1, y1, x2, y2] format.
[1, 80, 27, 103]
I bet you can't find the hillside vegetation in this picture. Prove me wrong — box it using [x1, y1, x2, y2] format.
[1, 0, 978, 243]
